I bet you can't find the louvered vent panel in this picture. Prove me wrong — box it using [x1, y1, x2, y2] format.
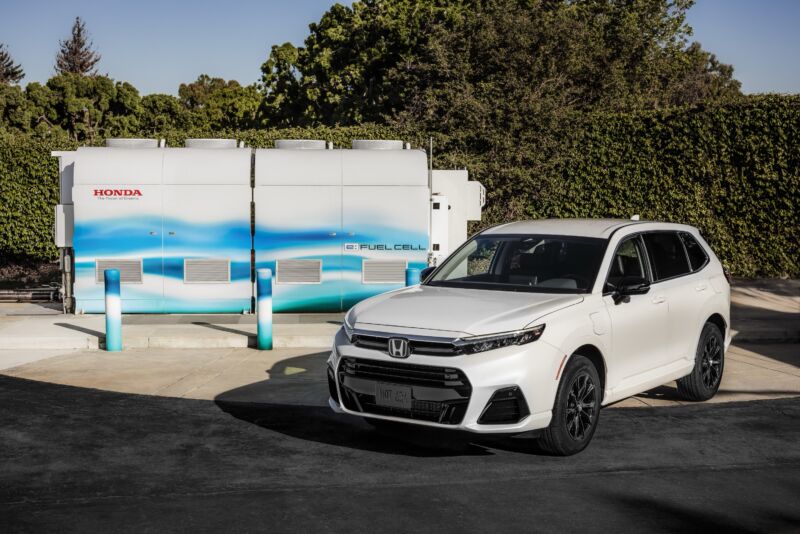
[362, 260, 407, 284]
[95, 259, 143, 284]
[184, 259, 230, 283]
[277, 259, 322, 284]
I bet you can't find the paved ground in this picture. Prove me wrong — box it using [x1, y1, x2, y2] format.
[0, 343, 798, 409]
[0, 278, 796, 350]
[0, 278, 797, 531]
[0, 357, 798, 533]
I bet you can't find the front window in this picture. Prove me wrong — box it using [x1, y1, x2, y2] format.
[427, 234, 607, 293]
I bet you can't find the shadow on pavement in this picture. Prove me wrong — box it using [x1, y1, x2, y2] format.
[54, 321, 104, 338]
[214, 351, 544, 457]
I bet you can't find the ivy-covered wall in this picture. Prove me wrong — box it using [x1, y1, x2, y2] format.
[0, 97, 797, 277]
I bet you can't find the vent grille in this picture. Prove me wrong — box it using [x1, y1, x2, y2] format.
[362, 260, 407, 284]
[95, 259, 143, 284]
[276, 259, 322, 284]
[184, 259, 230, 283]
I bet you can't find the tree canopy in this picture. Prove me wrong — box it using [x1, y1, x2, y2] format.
[0, 1, 745, 141]
[258, 0, 741, 128]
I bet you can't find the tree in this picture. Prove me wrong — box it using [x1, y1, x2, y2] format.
[259, 0, 466, 125]
[260, 0, 741, 127]
[44, 74, 140, 140]
[0, 44, 24, 85]
[55, 17, 101, 75]
[179, 74, 260, 129]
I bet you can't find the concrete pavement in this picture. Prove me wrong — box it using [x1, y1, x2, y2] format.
[0, 341, 797, 409]
[0, 311, 341, 349]
[1, 369, 798, 533]
[0, 278, 797, 350]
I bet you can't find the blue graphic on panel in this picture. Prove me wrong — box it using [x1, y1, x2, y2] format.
[74, 215, 251, 313]
[254, 223, 429, 313]
[74, 212, 429, 314]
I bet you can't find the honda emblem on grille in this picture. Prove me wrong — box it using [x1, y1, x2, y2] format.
[388, 338, 410, 358]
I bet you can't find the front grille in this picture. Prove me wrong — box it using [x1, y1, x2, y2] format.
[478, 387, 530, 425]
[337, 357, 471, 424]
[352, 333, 461, 357]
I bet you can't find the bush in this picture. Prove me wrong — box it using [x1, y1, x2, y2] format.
[0, 96, 797, 277]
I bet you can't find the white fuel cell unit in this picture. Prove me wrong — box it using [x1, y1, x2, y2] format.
[52, 138, 485, 314]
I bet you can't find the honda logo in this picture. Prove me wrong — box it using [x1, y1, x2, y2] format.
[388, 338, 410, 359]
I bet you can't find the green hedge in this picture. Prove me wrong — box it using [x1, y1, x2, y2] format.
[546, 96, 800, 277]
[1, 96, 797, 277]
[0, 132, 77, 261]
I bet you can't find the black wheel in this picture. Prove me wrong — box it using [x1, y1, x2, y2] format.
[677, 322, 725, 401]
[537, 355, 602, 456]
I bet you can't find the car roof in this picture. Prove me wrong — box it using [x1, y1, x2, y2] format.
[480, 218, 689, 239]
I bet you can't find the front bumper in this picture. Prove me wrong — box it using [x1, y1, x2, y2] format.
[327, 328, 565, 434]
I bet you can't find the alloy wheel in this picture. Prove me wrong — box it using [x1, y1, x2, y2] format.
[565, 372, 596, 441]
[700, 333, 723, 389]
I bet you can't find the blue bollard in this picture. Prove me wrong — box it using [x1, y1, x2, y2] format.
[104, 268, 122, 351]
[405, 267, 421, 286]
[256, 268, 273, 350]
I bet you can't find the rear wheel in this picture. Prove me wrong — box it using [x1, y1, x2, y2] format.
[677, 322, 725, 401]
[538, 355, 602, 456]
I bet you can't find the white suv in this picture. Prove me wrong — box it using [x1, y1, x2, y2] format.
[328, 219, 731, 455]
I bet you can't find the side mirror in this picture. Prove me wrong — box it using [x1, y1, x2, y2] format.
[612, 276, 650, 304]
[420, 266, 436, 283]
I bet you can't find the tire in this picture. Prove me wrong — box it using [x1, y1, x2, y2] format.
[537, 355, 602, 456]
[677, 322, 725, 401]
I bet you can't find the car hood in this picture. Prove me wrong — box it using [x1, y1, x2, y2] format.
[350, 284, 583, 337]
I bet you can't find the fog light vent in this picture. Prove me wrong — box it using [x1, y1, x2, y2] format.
[478, 386, 530, 425]
[327, 366, 339, 405]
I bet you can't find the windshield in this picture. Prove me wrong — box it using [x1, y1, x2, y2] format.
[427, 234, 607, 293]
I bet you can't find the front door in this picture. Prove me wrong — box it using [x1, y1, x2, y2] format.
[603, 235, 669, 382]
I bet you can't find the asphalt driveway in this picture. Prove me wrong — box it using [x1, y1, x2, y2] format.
[1, 351, 798, 533]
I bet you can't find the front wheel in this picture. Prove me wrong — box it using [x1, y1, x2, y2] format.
[677, 322, 725, 401]
[537, 355, 602, 456]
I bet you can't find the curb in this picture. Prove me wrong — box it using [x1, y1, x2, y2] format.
[0, 334, 333, 350]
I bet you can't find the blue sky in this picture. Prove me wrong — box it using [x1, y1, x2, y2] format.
[2, 0, 798, 95]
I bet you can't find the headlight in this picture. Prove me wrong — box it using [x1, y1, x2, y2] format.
[343, 310, 355, 341]
[455, 324, 545, 354]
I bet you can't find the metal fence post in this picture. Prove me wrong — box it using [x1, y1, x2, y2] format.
[104, 268, 122, 351]
[405, 267, 421, 286]
[257, 268, 273, 350]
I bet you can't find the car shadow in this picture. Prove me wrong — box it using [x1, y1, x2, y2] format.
[214, 351, 546, 457]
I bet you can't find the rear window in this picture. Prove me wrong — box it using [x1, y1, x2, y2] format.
[680, 232, 709, 271]
[643, 232, 691, 281]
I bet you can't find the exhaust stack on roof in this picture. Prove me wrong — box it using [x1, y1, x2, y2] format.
[351, 140, 404, 150]
[274, 139, 327, 150]
[105, 138, 159, 148]
[184, 138, 238, 149]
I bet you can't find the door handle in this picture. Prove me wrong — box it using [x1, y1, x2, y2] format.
[168, 231, 176, 236]
[149, 231, 157, 236]
[652, 295, 666, 304]
[328, 232, 337, 237]
[347, 232, 355, 237]
[695, 283, 707, 292]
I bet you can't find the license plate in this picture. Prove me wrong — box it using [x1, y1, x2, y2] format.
[375, 383, 413, 410]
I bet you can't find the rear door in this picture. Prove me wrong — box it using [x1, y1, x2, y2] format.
[642, 232, 698, 364]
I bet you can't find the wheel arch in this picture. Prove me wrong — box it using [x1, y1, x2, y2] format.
[706, 313, 726, 337]
[570, 344, 607, 400]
